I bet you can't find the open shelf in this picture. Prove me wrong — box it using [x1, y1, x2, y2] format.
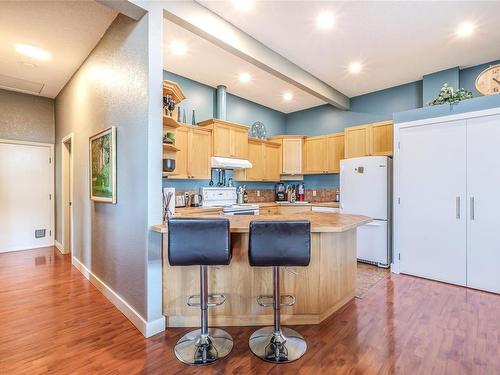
[163, 116, 181, 128]
[163, 143, 180, 152]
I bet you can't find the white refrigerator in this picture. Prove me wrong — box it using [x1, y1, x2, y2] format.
[340, 156, 391, 267]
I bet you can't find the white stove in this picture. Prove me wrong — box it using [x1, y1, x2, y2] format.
[200, 187, 259, 215]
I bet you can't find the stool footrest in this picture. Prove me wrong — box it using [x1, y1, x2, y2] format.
[187, 293, 227, 307]
[257, 294, 296, 307]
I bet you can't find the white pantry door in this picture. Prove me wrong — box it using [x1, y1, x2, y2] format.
[466, 114, 500, 294]
[399, 120, 467, 286]
[0, 142, 53, 252]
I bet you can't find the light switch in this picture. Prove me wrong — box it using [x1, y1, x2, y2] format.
[313, 190, 317, 197]
[257, 190, 260, 197]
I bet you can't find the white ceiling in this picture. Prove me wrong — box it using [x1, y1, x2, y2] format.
[163, 19, 325, 113]
[200, 1, 500, 97]
[0, 1, 117, 98]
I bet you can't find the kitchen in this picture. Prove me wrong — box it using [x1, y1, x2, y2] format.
[2, 1, 500, 373]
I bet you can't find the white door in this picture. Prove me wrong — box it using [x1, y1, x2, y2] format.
[399, 121, 467, 286]
[0, 142, 53, 252]
[357, 220, 389, 266]
[466, 114, 500, 294]
[340, 156, 389, 220]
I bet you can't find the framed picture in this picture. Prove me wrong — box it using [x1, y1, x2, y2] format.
[89, 126, 116, 203]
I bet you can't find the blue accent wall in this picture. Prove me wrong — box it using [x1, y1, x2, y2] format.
[351, 81, 423, 116]
[423, 67, 460, 106]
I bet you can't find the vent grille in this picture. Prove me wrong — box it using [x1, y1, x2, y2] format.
[35, 229, 46, 238]
[0, 74, 44, 94]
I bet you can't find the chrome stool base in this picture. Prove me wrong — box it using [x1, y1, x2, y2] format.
[174, 328, 233, 365]
[249, 326, 307, 363]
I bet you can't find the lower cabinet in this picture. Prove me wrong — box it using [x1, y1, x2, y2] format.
[278, 205, 311, 215]
[234, 138, 281, 182]
[260, 205, 279, 215]
[396, 113, 500, 294]
[170, 125, 212, 180]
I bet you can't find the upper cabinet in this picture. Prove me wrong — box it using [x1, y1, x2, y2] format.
[326, 133, 345, 173]
[234, 138, 281, 182]
[303, 133, 344, 174]
[270, 136, 305, 175]
[169, 125, 212, 180]
[198, 119, 248, 159]
[344, 121, 393, 158]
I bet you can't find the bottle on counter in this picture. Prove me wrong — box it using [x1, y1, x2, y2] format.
[335, 188, 340, 202]
[297, 182, 305, 201]
[243, 185, 249, 203]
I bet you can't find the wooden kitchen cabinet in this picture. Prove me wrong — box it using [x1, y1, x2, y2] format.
[198, 119, 248, 159]
[370, 121, 393, 156]
[326, 133, 344, 173]
[169, 125, 212, 180]
[344, 121, 393, 159]
[260, 205, 279, 215]
[270, 135, 305, 175]
[234, 138, 281, 181]
[278, 205, 312, 215]
[304, 136, 326, 174]
[344, 124, 371, 158]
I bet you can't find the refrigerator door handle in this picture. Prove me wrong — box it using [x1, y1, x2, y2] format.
[470, 196, 475, 221]
[456, 196, 461, 219]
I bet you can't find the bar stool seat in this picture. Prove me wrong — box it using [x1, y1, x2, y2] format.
[248, 220, 311, 363]
[168, 218, 233, 365]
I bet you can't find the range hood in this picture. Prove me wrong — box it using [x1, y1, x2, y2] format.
[211, 156, 252, 170]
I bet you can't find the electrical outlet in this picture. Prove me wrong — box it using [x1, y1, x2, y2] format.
[257, 190, 260, 197]
[313, 190, 317, 197]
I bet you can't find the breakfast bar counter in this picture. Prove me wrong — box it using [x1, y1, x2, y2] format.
[152, 212, 370, 327]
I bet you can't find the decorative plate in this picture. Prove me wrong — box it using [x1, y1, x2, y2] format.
[250, 121, 267, 139]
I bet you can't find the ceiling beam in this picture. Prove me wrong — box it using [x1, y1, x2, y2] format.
[162, 1, 350, 110]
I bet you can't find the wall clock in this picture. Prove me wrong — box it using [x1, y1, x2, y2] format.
[475, 64, 500, 95]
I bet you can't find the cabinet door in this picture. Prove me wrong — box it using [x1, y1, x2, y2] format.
[304, 136, 326, 174]
[278, 205, 311, 215]
[169, 127, 189, 179]
[230, 128, 248, 159]
[370, 122, 393, 156]
[466, 114, 500, 294]
[264, 143, 281, 181]
[188, 129, 212, 179]
[399, 120, 467, 286]
[282, 138, 303, 174]
[213, 125, 231, 157]
[326, 133, 344, 173]
[245, 140, 264, 181]
[344, 125, 370, 158]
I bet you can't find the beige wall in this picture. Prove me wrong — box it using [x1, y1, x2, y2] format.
[0, 89, 54, 143]
[54, 13, 150, 317]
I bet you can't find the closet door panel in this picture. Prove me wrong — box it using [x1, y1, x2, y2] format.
[466, 114, 500, 294]
[399, 120, 467, 286]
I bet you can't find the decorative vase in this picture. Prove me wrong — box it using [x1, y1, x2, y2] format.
[191, 110, 196, 125]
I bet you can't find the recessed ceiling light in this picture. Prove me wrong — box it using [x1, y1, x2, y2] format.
[14, 44, 51, 61]
[239, 72, 251, 83]
[456, 22, 475, 38]
[349, 62, 362, 74]
[231, 0, 253, 11]
[283, 92, 293, 101]
[316, 12, 335, 30]
[170, 41, 187, 55]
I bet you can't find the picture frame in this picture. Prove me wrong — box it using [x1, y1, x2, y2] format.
[89, 126, 116, 204]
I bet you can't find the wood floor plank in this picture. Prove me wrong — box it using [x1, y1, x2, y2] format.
[0, 247, 498, 374]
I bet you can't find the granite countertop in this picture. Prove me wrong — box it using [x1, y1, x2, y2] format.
[152, 211, 369, 234]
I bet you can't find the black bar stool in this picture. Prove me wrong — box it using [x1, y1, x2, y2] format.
[248, 220, 311, 363]
[168, 218, 233, 365]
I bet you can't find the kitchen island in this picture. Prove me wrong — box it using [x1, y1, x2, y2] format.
[152, 212, 370, 327]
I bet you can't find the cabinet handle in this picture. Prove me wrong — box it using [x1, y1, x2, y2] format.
[456, 196, 460, 219]
[470, 196, 475, 221]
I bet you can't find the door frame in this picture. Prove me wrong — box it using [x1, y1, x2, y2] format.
[392, 107, 500, 274]
[0, 138, 55, 251]
[61, 133, 74, 255]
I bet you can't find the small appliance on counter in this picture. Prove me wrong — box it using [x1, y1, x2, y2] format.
[275, 182, 286, 202]
[175, 194, 186, 207]
[200, 187, 259, 215]
[297, 182, 305, 201]
[190, 193, 202, 207]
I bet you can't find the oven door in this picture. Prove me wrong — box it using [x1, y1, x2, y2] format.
[224, 209, 259, 215]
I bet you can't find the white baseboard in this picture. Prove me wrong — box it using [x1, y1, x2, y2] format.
[54, 240, 64, 253]
[71, 256, 165, 338]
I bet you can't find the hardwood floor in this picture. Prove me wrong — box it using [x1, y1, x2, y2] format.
[0, 247, 498, 374]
